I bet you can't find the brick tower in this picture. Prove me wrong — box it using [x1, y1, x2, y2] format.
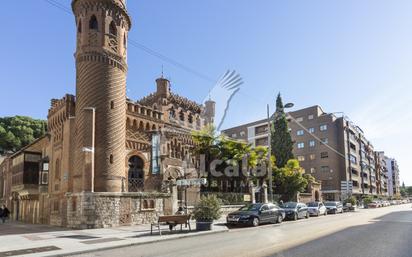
[72, 0, 131, 192]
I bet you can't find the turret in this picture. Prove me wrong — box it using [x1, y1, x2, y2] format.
[72, 0, 131, 192]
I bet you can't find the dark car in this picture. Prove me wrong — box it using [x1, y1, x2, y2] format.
[281, 202, 309, 220]
[325, 201, 344, 214]
[226, 203, 285, 227]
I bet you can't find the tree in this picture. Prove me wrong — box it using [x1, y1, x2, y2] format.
[271, 93, 294, 168]
[272, 159, 314, 201]
[192, 125, 268, 190]
[0, 116, 46, 153]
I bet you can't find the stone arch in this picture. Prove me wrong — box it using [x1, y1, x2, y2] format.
[132, 119, 138, 129]
[145, 122, 150, 131]
[126, 117, 131, 128]
[139, 121, 144, 130]
[126, 153, 146, 192]
[152, 124, 157, 131]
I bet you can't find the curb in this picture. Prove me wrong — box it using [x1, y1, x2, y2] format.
[50, 227, 229, 257]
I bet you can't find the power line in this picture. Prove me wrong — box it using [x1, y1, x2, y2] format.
[42, 0, 215, 83]
[42, 0, 350, 160]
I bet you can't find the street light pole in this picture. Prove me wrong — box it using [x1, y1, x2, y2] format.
[267, 104, 273, 203]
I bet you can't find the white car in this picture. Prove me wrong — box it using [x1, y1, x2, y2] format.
[307, 202, 327, 216]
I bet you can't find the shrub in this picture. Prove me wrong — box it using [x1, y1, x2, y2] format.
[192, 195, 222, 221]
[344, 196, 356, 206]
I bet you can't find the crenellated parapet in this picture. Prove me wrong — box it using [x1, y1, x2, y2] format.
[47, 94, 76, 132]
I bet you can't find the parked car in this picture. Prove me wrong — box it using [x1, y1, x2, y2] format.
[226, 203, 285, 227]
[390, 200, 398, 205]
[325, 201, 343, 214]
[343, 202, 356, 212]
[382, 200, 390, 207]
[368, 200, 381, 208]
[307, 202, 327, 216]
[281, 202, 309, 220]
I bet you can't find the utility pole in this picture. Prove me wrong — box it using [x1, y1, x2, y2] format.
[267, 104, 273, 203]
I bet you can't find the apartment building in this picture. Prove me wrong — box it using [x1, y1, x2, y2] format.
[385, 157, 401, 197]
[223, 105, 390, 201]
[375, 152, 389, 196]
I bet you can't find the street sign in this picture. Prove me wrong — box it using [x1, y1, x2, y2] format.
[176, 178, 207, 187]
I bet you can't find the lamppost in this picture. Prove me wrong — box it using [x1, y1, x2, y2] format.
[267, 101, 294, 203]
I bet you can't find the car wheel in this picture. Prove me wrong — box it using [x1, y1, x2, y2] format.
[252, 217, 260, 227]
[324, 211, 327, 216]
[293, 213, 298, 221]
[277, 215, 283, 224]
[305, 212, 309, 219]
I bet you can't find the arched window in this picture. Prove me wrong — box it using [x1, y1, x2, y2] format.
[55, 158, 61, 180]
[78, 20, 82, 33]
[169, 107, 176, 119]
[89, 15, 98, 30]
[109, 21, 117, 36]
[128, 156, 144, 192]
[179, 110, 185, 121]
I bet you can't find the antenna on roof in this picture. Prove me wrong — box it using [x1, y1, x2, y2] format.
[161, 65, 164, 78]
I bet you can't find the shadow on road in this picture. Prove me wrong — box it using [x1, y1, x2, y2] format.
[267, 209, 412, 257]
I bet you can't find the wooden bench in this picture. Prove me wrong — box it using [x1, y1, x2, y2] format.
[150, 215, 191, 235]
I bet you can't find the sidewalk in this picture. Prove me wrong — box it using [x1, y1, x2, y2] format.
[0, 220, 229, 257]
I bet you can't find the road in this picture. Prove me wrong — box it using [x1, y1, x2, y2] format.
[72, 204, 412, 257]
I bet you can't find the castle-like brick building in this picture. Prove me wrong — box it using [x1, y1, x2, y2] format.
[0, 0, 214, 228]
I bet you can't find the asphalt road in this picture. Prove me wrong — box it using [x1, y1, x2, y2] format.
[72, 204, 412, 257]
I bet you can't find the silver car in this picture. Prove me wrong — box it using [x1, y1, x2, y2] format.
[307, 202, 327, 216]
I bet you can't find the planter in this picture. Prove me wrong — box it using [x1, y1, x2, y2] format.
[196, 220, 213, 231]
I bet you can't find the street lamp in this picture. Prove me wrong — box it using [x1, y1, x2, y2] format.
[267, 101, 294, 203]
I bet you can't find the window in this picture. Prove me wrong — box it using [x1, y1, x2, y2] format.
[309, 127, 315, 133]
[297, 130, 304, 136]
[309, 140, 316, 148]
[321, 166, 330, 172]
[308, 114, 314, 120]
[231, 133, 237, 138]
[296, 117, 304, 122]
[110, 154, 114, 164]
[350, 154, 357, 164]
[89, 15, 98, 30]
[321, 152, 329, 158]
[109, 21, 117, 36]
[320, 124, 328, 131]
[55, 158, 61, 180]
[321, 138, 328, 144]
[297, 142, 305, 149]
[78, 20, 82, 33]
[297, 156, 305, 161]
[110, 101, 114, 109]
[310, 168, 316, 174]
[309, 154, 316, 160]
[240, 131, 245, 137]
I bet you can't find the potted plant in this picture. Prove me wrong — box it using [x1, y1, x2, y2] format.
[192, 195, 222, 231]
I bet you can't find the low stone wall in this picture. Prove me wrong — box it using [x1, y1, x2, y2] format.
[66, 192, 171, 229]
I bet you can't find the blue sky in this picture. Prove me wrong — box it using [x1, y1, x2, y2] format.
[1, 0, 411, 185]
